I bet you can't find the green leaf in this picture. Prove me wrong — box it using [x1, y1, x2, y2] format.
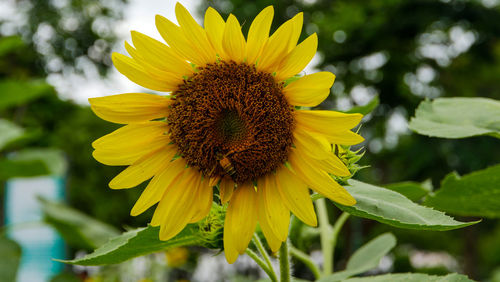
[341, 273, 473, 282]
[0, 36, 24, 57]
[39, 198, 120, 250]
[60, 203, 224, 266]
[0, 119, 25, 151]
[335, 180, 479, 231]
[409, 97, 500, 139]
[0, 79, 53, 110]
[345, 95, 380, 115]
[0, 148, 67, 180]
[424, 164, 500, 218]
[0, 237, 22, 282]
[58, 225, 202, 266]
[384, 181, 431, 201]
[0, 158, 49, 180]
[11, 148, 67, 176]
[319, 233, 396, 281]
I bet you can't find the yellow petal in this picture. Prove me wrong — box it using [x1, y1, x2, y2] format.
[131, 158, 186, 216]
[226, 182, 258, 254]
[258, 220, 282, 253]
[219, 178, 235, 204]
[156, 169, 201, 240]
[289, 148, 356, 206]
[275, 33, 317, 81]
[112, 53, 175, 91]
[155, 15, 206, 66]
[89, 93, 171, 124]
[92, 121, 168, 149]
[209, 176, 221, 187]
[204, 7, 226, 58]
[295, 110, 363, 132]
[293, 142, 350, 176]
[190, 180, 213, 223]
[222, 14, 246, 63]
[130, 31, 192, 77]
[224, 209, 239, 264]
[283, 72, 335, 107]
[108, 144, 177, 189]
[288, 12, 303, 52]
[175, 3, 216, 63]
[258, 174, 289, 241]
[246, 6, 274, 65]
[324, 130, 365, 145]
[293, 126, 331, 160]
[124, 41, 184, 85]
[275, 166, 317, 226]
[92, 135, 170, 166]
[257, 13, 302, 72]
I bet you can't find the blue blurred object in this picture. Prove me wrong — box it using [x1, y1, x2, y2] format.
[4, 176, 66, 282]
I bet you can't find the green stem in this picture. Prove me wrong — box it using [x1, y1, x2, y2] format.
[289, 245, 320, 280]
[330, 212, 350, 269]
[252, 233, 274, 273]
[279, 240, 291, 282]
[316, 197, 333, 275]
[246, 248, 278, 282]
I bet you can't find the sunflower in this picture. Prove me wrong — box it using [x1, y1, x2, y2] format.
[89, 3, 364, 263]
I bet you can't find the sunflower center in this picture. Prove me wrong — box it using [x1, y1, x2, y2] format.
[217, 109, 247, 144]
[168, 61, 294, 184]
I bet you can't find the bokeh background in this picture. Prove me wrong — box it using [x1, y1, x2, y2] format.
[1, 0, 499, 281]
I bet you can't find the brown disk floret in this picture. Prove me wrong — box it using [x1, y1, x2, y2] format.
[168, 61, 294, 184]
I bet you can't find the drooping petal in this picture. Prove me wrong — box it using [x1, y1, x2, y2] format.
[225, 182, 258, 254]
[246, 6, 274, 65]
[131, 158, 186, 216]
[155, 169, 201, 240]
[283, 72, 335, 107]
[275, 33, 317, 81]
[155, 14, 206, 66]
[108, 144, 177, 189]
[295, 110, 363, 132]
[130, 31, 192, 77]
[224, 210, 239, 264]
[222, 14, 246, 63]
[258, 174, 289, 241]
[111, 53, 175, 92]
[89, 93, 171, 124]
[175, 2, 216, 63]
[257, 13, 303, 73]
[293, 126, 332, 160]
[275, 166, 317, 226]
[258, 220, 282, 253]
[204, 7, 226, 58]
[190, 180, 213, 223]
[289, 148, 356, 206]
[219, 178, 235, 204]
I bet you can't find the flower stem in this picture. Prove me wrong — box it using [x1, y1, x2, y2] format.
[316, 197, 333, 275]
[279, 240, 291, 282]
[246, 248, 278, 282]
[252, 233, 274, 273]
[330, 212, 350, 269]
[289, 245, 320, 280]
